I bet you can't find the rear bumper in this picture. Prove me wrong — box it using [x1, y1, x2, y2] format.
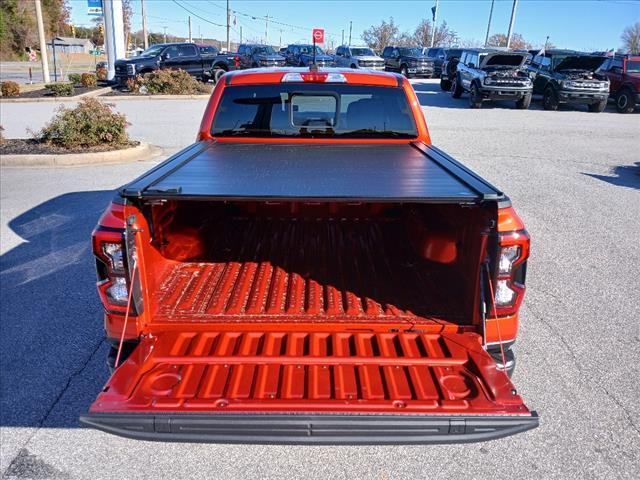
[80, 412, 538, 444]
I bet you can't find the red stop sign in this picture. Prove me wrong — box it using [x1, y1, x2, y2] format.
[312, 28, 324, 44]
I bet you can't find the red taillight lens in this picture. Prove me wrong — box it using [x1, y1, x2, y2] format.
[234, 55, 240, 67]
[493, 229, 530, 316]
[93, 227, 130, 312]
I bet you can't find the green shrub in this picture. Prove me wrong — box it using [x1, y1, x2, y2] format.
[134, 69, 209, 95]
[45, 82, 74, 96]
[1, 81, 20, 97]
[35, 97, 130, 149]
[81, 72, 97, 87]
[68, 73, 82, 85]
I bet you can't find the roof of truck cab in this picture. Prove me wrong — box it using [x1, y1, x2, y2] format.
[225, 67, 402, 86]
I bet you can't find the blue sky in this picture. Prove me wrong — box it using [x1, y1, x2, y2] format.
[69, 0, 640, 51]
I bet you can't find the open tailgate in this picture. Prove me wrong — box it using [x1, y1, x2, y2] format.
[82, 330, 537, 444]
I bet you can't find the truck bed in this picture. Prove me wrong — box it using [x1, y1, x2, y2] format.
[152, 216, 465, 324]
[120, 142, 504, 203]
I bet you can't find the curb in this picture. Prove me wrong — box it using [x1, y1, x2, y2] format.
[98, 93, 211, 100]
[0, 86, 113, 103]
[1, 142, 164, 167]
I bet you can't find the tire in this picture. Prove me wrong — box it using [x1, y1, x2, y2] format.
[440, 78, 451, 91]
[213, 68, 226, 84]
[451, 75, 463, 98]
[615, 88, 636, 113]
[469, 83, 482, 108]
[543, 86, 559, 111]
[516, 92, 532, 110]
[588, 98, 607, 113]
[400, 65, 410, 78]
[350, 64, 357, 69]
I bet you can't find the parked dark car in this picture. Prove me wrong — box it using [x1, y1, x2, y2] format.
[381, 46, 433, 78]
[526, 50, 609, 112]
[440, 48, 464, 90]
[283, 44, 335, 67]
[423, 47, 446, 77]
[599, 54, 640, 113]
[451, 49, 533, 109]
[237, 43, 286, 69]
[113, 42, 235, 84]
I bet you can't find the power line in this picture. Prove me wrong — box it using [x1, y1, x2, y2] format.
[171, 0, 226, 28]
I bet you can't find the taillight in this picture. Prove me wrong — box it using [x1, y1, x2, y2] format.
[93, 227, 131, 312]
[493, 208, 530, 316]
[234, 55, 240, 67]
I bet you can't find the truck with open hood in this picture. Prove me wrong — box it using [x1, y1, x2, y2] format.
[451, 49, 533, 109]
[527, 50, 609, 112]
[81, 67, 538, 444]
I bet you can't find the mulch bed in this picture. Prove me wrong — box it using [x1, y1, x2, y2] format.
[0, 138, 139, 155]
[6, 83, 110, 99]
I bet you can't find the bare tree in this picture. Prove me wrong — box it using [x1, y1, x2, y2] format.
[414, 19, 457, 47]
[413, 19, 432, 47]
[362, 17, 399, 51]
[621, 22, 640, 54]
[487, 32, 531, 49]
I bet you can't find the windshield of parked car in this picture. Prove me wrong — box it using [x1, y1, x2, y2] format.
[399, 48, 421, 56]
[139, 45, 166, 57]
[626, 60, 640, 72]
[350, 48, 376, 56]
[211, 84, 417, 139]
[252, 46, 276, 55]
[298, 45, 325, 55]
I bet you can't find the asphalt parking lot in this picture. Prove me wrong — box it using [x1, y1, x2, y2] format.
[1, 79, 639, 479]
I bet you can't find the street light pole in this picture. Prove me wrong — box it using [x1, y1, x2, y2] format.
[348, 21, 352, 46]
[506, 0, 519, 48]
[430, 0, 439, 48]
[484, 0, 495, 47]
[34, 0, 50, 83]
[140, 0, 148, 49]
[226, 0, 231, 51]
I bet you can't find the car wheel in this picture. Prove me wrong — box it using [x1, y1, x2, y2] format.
[451, 76, 463, 98]
[213, 68, 226, 84]
[469, 83, 482, 108]
[351, 64, 357, 69]
[400, 65, 410, 78]
[543, 86, 559, 111]
[440, 78, 451, 91]
[516, 92, 532, 110]
[616, 88, 636, 113]
[588, 98, 607, 113]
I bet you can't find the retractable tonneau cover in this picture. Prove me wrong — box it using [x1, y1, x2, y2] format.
[119, 142, 505, 203]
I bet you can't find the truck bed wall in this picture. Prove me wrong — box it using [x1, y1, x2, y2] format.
[133, 200, 493, 331]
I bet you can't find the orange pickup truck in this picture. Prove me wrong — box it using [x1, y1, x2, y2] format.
[82, 68, 538, 443]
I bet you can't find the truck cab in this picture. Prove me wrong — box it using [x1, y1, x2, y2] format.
[83, 67, 538, 444]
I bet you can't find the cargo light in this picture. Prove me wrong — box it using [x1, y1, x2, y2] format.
[282, 72, 347, 83]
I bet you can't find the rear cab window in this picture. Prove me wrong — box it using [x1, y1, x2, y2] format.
[211, 84, 418, 139]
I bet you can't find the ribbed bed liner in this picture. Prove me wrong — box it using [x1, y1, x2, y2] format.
[154, 217, 466, 324]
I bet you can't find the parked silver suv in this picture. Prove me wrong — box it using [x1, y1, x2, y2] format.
[334, 45, 385, 70]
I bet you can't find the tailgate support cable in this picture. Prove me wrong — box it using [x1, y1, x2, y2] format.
[484, 263, 507, 372]
[114, 257, 137, 369]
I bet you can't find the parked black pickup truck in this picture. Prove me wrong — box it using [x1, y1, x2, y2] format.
[237, 43, 286, 68]
[452, 49, 533, 109]
[382, 46, 434, 78]
[526, 50, 609, 112]
[114, 43, 237, 84]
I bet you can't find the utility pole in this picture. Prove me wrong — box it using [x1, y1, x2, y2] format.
[484, 0, 495, 47]
[279, 29, 282, 49]
[265, 14, 269, 44]
[163, 26, 167, 43]
[188, 16, 192, 42]
[430, 0, 439, 47]
[34, 0, 50, 83]
[506, 0, 519, 48]
[141, 0, 148, 49]
[348, 21, 352, 45]
[240, 26, 243, 43]
[226, 0, 231, 52]
[341, 29, 344, 45]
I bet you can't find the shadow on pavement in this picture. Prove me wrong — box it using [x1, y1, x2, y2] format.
[584, 162, 640, 190]
[0, 191, 113, 428]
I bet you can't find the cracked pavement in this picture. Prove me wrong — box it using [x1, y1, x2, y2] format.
[1, 79, 639, 479]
